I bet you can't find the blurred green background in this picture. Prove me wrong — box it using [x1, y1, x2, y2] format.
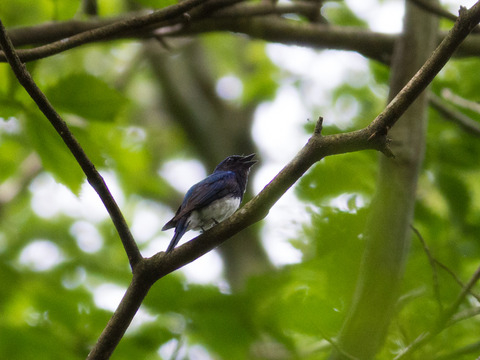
[0, 0, 480, 359]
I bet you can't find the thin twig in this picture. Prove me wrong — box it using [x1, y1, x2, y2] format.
[449, 306, 480, 326]
[411, 225, 442, 310]
[409, 0, 458, 22]
[440, 264, 480, 325]
[430, 92, 480, 137]
[441, 88, 480, 113]
[409, 0, 480, 33]
[0, 19, 143, 270]
[436, 340, 480, 360]
[395, 263, 480, 359]
[434, 260, 480, 302]
[317, 327, 359, 360]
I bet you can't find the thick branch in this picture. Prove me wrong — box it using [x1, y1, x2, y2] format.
[0, 19, 143, 270]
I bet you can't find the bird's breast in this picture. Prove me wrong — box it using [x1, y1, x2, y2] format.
[187, 196, 241, 231]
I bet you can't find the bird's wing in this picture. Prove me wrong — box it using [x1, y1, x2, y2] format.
[172, 171, 239, 221]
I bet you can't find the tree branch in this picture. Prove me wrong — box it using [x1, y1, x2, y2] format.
[176, 16, 395, 63]
[429, 92, 480, 136]
[412, 225, 442, 311]
[409, 0, 458, 22]
[86, 263, 156, 360]
[0, 0, 208, 63]
[0, 19, 143, 270]
[5, 6, 480, 65]
[409, 0, 480, 33]
[368, 3, 480, 135]
[434, 259, 480, 302]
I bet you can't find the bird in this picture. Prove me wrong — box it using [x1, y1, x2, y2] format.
[162, 154, 257, 253]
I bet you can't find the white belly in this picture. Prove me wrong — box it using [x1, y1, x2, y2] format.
[187, 197, 241, 231]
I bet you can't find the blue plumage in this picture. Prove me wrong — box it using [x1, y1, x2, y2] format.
[162, 154, 257, 253]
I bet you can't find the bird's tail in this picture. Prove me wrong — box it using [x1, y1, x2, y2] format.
[166, 217, 188, 253]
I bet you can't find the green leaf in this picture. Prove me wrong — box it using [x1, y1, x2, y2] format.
[133, 0, 177, 8]
[323, 2, 368, 27]
[45, 74, 127, 122]
[25, 114, 84, 194]
[436, 168, 470, 227]
[297, 151, 377, 203]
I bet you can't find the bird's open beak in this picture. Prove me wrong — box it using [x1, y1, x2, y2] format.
[241, 153, 257, 167]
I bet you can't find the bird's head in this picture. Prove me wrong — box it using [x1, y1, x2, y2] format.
[214, 153, 257, 173]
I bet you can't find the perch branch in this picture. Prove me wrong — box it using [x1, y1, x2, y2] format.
[0, 19, 143, 270]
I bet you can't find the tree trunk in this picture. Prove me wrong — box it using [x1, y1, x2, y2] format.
[329, 1, 438, 359]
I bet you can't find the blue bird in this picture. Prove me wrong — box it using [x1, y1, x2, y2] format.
[162, 154, 257, 253]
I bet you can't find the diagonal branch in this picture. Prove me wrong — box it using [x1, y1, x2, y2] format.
[412, 225, 443, 310]
[429, 93, 480, 136]
[0, 19, 143, 270]
[429, 92, 480, 136]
